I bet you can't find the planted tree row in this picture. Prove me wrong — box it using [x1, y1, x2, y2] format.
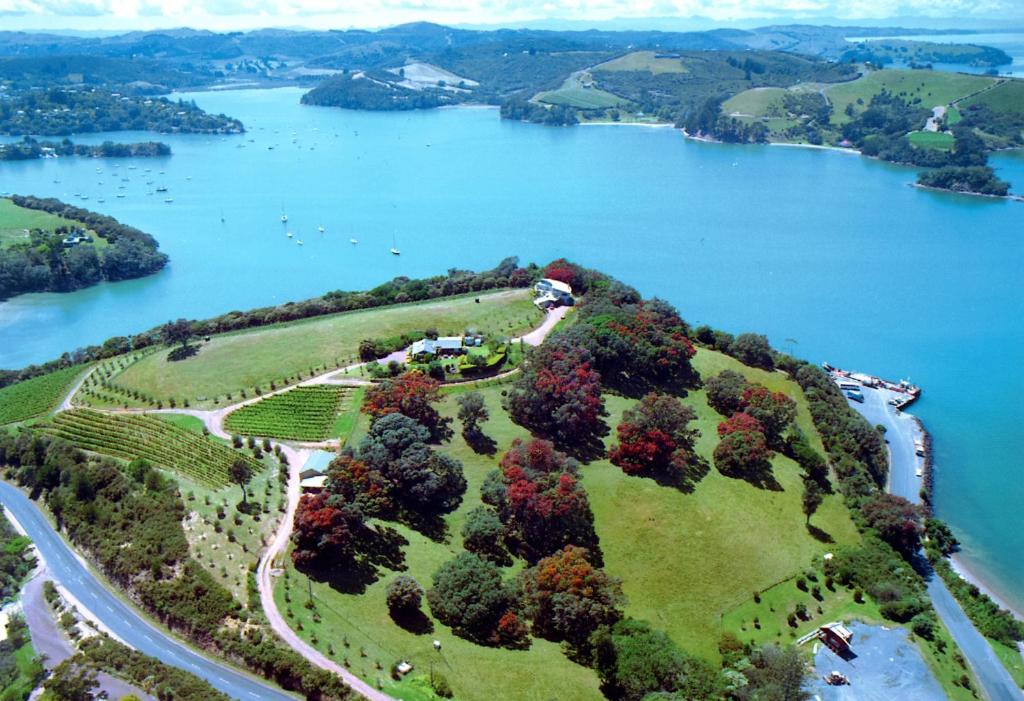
[224, 386, 349, 441]
[45, 410, 251, 487]
[0, 364, 85, 425]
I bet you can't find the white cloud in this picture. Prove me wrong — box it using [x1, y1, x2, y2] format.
[1, 0, 1020, 29]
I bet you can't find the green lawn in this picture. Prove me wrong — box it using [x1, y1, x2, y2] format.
[992, 639, 1024, 690]
[960, 79, 1024, 115]
[273, 347, 863, 699]
[722, 87, 787, 117]
[0, 198, 80, 248]
[535, 86, 627, 109]
[1, 639, 42, 700]
[826, 70, 997, 125]
[908, 130, 955, 150]
[596, 51, 689, 74]
[113, 290, 541, 408]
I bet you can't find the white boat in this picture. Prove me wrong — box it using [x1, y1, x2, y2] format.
[296, 240, 304, 246]
[164, 198, 174, 203]
[390, 232, 400, 255]
[286, 231, 293, 238]
[350, 238, 358, 244]
[156, 186, 167, 193]
[116, 194, 125, 198]
[318, 225, 325, 233]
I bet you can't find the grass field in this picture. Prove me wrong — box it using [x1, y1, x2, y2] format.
[908, 130, 956, 150]
[722, 87, 787, 117]
[0, 365, 87, 425]
[959, 79, 1024, 115]
[596, 51, 689, 74]
[1, 638, 41, 700]
[826, 70, 997, 125]
[0, 197, 82, 248]
[535, 85, 627, 109]
[992, 639, 1024, 690]
[113, 290, 541, 408]
[273, 347, 862, 700]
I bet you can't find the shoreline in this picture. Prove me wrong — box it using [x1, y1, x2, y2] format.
[768, 142, 860, 154]
[948, 553, 1024, 624]
[911, 182, 1024, 201]
[578, 121, 675, 129]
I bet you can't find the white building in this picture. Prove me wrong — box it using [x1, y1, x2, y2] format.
[534, 278, 574, 308]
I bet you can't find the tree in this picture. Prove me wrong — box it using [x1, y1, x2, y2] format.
[426, 552, 519, 645]
[713, 430, 774, 486]
[161, 318, 192, 348]
[229, 458, 254, 505]
[717, 412, 764, 437]
[386, 574, 424, 613]
[704, 369, 748, 416]
[457, 391, 489, 437]
[363, 370, 453, 443]
[591, 619, 718, 701]
[485, 438, 600, 563]
[609, 393, 700, 481]
[740, 385, 797, 444]
[461, 506, 508, 563]
[519, 546, 624, 650]
[503, 338, 607, 455]
[802, 478, 824, 524]
[291, 493, 366, 567]
[861, 493, 922, 558]
[736, 644, 811, 701]
[44, 660, 99, 701]
[730, 333, 774, 369]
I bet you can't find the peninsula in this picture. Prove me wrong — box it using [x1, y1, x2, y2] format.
[1, 259, 1021, 701]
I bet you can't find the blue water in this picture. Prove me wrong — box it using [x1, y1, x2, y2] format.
[0, 87, 1022, 613]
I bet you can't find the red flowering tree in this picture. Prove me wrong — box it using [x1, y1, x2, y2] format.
[739, 385, 797, 445]
[542, 258, 589, 294]
[362, 370, 453, 442]
[717, 412, 764, 437]
[713, 429, 776, 488]
[519, 545, 624, 650]
[861, 493, 923, 558]
[503, 339, 608, 456]
[291, 492, 366, 568]
[327, 453, 393, 515]
[485, 438, 600, 563]
[609, 393, 701, 484]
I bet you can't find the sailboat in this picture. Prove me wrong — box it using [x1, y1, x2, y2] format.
[390, 232, 401, 256]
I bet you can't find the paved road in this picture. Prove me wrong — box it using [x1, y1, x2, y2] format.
[846, 390, 1024, 701]
[0, 482, 298, 701]
[21, 571, 158, 701]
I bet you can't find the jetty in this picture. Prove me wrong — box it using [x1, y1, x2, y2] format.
[821, 362, 921, 410]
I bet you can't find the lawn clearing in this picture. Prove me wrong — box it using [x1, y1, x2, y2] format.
[45, 409, 256, 487]
[959, 78, 1024, 115]
[826, 70, 997, 125]
[331, 386, 365, 444]
[113, 289, 541, 409]
[722, 87, 787, 117]
[0, 197, 81, 248]
[908, 130, 955, 150]
[225, 385, 349, 442]
[535, 86, 626, 109]
[596, 51, 690, 74]
[0, 365, 87, 425]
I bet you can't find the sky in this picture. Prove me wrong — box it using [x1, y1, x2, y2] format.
[0, 0, 1021, 32]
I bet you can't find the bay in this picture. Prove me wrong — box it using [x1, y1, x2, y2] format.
[0, 86, 1022, 613]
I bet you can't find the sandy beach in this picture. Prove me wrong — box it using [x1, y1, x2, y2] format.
[579, 121, 675, 129]
[769, 142, 860, 154]
[949, 554, 1024, 623]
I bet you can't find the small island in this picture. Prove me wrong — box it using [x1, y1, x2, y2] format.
[0, 195, 168, 301]
[0, 137, 171, 161]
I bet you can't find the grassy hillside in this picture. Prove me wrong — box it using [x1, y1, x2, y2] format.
[112, 290, 540, 408]
[722, 87, 787, 116]
[595, 51, 690, 74]
[274, 347, 860, 700]
[536, 85, 626, 109]
[825, 69, 997, 125]
[908, 130, 955, 150]
[0, 197, 83, 248]
[960, 79, 1024, 115]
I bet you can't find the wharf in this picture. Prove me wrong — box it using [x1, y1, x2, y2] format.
[822, 362, 922, 410]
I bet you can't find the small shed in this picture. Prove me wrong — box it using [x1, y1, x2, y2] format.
[300, 450, 335, 480]
[818, 622, 853, 655]
[300, 475, 328, 493]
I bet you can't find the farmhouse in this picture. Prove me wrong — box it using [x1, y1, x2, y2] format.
[534, 278, 574, 309]
[410, 336, 464, 361]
